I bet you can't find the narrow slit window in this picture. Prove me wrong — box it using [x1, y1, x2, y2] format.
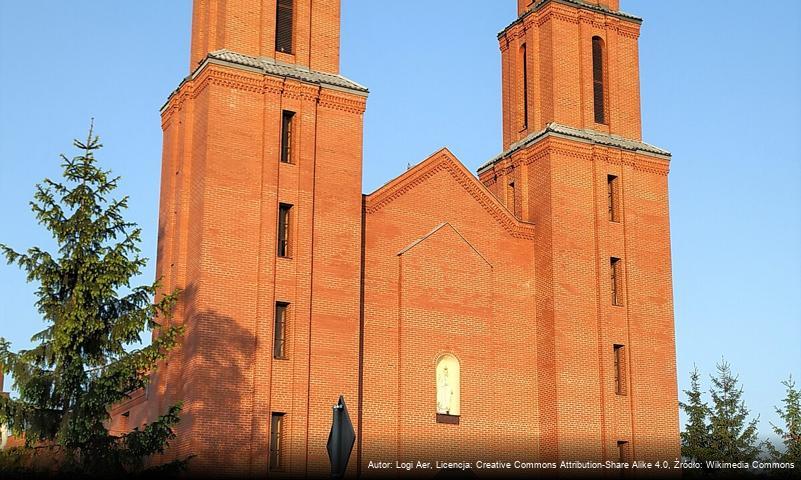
[280, 111, 295, 164]
[508, 181, 517, 217]
[607, 174, 620, 222]
[275, 0, 294, 54]
[277, 203, 293, 258]
[520, 43, 528, 130]
[592, 36, 607, 125]
[610, 257, 622, 306]
[613, 344, 626, 395]
[274, 302, 289, 359]
[269, 413, 285, 470]
[617, 440, 630, 463]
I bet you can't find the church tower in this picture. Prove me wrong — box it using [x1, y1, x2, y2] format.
[108, 0, 684, 474]
[479, 0, 680, 463]
[150, 0, 367, 475]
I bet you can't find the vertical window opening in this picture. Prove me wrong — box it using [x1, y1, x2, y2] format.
[270, 413, 285, 470]
[119, 411, 130, 433]
[435, 354, 461, 423]
[280, 111, 295, 164]
[274, 302, 289, 359]
[275, 0, 294, 53]
[610, 257, 622, 306]
[614, 344, 626, 395]
[592, 36, 607, 125]
[278, 203, 293, 258]
[508, 181, 517, 217]
[521, 43, 528, 130]
[607, 174, 620, 222]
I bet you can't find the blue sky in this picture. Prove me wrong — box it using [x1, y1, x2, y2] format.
[1, 0, 799, 444]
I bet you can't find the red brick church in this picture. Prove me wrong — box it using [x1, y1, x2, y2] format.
[111, 0, 680, 476]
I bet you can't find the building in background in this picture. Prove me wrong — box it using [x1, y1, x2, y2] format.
[110, 0, 680, 475]
[1, 373, 7, 450]
[1, 373, 23, 450]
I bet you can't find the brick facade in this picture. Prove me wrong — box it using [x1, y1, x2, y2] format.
[110, 0, 680, 476]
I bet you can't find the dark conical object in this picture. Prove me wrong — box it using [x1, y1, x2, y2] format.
[327, 395, 355, 479]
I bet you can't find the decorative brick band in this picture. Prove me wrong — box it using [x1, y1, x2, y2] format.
[480, 136, 669, 178]
[161, 64, 367, 122]
[366, 151, 535, 240]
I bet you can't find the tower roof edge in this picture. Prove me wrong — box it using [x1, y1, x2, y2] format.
[500, 0, 642, 39]
[478, 123, 670, 175]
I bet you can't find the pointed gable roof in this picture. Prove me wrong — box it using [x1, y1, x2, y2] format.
[365, 148, 535, 240]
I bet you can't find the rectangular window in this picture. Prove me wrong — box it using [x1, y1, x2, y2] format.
[617, 440, 630, 462]
[275, 0, 293, 53]
[607, 174, 620, 222]
[269, 413, 285, 471]
[274, 302, 289, 359]
[592, 36, 606, 124]
[610, 257, 622, 306]
[277, 203, 293, 258]
[280, 111, 295, 164]
[120, 411, 130, 433]
[521, 43, 528, 130]
[508, 181, 517, 217]
[614, 345, 626, 395]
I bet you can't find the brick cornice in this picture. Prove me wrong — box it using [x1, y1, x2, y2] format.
[282, 81, 318, 101]
[521, 14, 537, 31]
[617, 22, 640, 39]
[160, 64, 367, 122]
[161, 83, 192, 125]
[319, 91, 367, 114]
[500, 0, 642, 39]
[480, 135, 669, 177]
[499, 36, 510, 52]
[366, 149, 535, 240]
[205, 68, 263, 94]
[538, 9, 580, 26]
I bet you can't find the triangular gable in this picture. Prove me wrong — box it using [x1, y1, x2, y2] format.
[365, 148, 535, 240]
[397, 222, 492, 269]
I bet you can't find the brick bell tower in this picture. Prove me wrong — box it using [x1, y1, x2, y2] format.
[479, 0, 680, 463]
[150, 0, 367, 475]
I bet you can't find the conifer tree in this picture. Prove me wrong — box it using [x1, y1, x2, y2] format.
[0, 125, 184, 476]
[765, 376, 801, 468]
[707, 360, 760, 462]
[681, 365, 713, 467]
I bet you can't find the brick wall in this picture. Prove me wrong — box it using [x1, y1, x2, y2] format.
[107, 0, 680, 475]
[362, 151, 538, 471]
[479, 136, 680, 464]
[501, 1, 643, 150]
[190, 0, 341, 73]
[130, 59, 366, 475]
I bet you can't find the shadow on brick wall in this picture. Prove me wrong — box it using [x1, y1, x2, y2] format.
[156, 279, 260, 478]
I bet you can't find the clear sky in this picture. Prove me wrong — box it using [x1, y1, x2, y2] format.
[1, 0, 799, 445]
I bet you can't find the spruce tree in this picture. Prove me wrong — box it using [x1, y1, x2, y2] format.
[765, 376, 801, 468]
[0, 125, 184, 476]
[680, 365, 713, 468]
[707, 360, 760, 462]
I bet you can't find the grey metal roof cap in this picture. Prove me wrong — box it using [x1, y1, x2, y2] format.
[205, 49, 369, 94]
[478, 123, 670, 173]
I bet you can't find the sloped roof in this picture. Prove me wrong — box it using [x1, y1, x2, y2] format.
[204, 49, 369, 94]
[365, 148, 536, 240]
[478, 122, 670, 174]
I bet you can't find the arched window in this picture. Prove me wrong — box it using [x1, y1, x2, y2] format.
[435, 354, 460, 417]
[592, 36, 607, 125]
